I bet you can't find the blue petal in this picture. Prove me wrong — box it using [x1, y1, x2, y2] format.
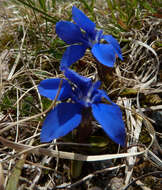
[38, 78, 72, 100]
[60, 44, 87, 70]
[92, 81, 101, 90]
[98, 89, 114, 104]
[72, 6, 96, 34]
[89, 81, 102, 103]
[92, 103, 126, 146]
[56, 21, 85, 44]
[103, 35, 123, 60]
[91, 92, 102, 104]
[64, 68, 92, 90]
[91, 44, 116, 67]
[40, 103, 82, 142]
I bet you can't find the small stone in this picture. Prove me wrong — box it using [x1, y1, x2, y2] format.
[88, 186, 102, 190]
[107, 177, 124, 190]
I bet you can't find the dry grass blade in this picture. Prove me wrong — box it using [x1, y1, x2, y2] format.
[147, 150, 162, 168]
[134, 40, 160, 89]
[0, 136, 147, 162]
[0, 79, 63, 135]
[115, 17, 161, 92]
[0, 49, 10, 99]
[56, 164, 126, 189]
[123, 98, 143, 185]
[135, 180, 152, 190]
[0, 50, 10, 80]
[7, 27, 27, 81]
[0, 163, 5, 190]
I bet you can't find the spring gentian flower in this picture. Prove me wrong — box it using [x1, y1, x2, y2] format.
[56, 6, 123, 70]
[38, 68, 125, 146]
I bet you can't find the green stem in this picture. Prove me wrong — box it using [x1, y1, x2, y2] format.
[70, 160, 83, 179]
[70, 108, 92, 179]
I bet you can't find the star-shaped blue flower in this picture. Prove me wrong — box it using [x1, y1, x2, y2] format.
[38, 68, 125, 146]
[56, 6, 123, 70]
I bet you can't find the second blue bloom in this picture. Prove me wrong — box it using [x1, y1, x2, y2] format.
[56, 6, 123, 70]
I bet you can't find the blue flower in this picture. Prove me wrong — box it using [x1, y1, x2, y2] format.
[56, 6, 123, 70]
[38, 68, 125, 146]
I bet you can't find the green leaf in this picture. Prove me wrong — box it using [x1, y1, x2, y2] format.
[6, 157, 25, 190]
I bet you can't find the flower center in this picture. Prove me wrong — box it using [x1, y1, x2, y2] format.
[88, 29, 103, 48]
[73, 81, 102, 107]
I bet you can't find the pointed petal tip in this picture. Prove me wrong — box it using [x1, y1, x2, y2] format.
[64, 67, 92, 89]
[72, 5, 78, 12]
[103, 35, 123, 61]
[72, 6, 95, 34]
[115, 127, 126, 147]
[119, 54, 124, 61]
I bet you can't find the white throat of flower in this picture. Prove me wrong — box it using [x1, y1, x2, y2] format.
[82, 84, 96, 106]
[88, 29, 103, 48]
